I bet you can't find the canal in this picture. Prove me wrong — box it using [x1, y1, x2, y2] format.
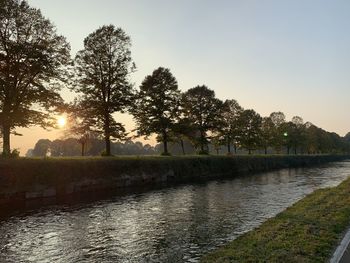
[0, 161, 349, 263]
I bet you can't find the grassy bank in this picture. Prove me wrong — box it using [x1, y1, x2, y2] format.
[201, 176, 350, 263]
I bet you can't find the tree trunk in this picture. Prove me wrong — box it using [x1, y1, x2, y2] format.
[180, 139, 185, 155]
[200, 131, 204, 152]
[248, 148, 252, 155]
[105, 136, 111, 156]
[81, 142, 85, 156]
[104, 113, 111, 156]
[227, 136, 231, 154]
[2, 124, 11, 156]
[163, 131, 168, 155]
[264, 146, 267, 155]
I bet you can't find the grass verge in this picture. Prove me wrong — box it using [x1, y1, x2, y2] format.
[201, 176, 350, 263]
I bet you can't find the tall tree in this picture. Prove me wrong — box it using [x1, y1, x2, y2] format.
[65, 101, 93, 156]
[182, 85, 222, 154]
[132, 67, 180, 155]
[269, 111, 286, 153]
[239, 109, 262, 154]
[0, 0, 70, 155]
[291, 116, 305, 154]
[218, 99, 243, 154]
[261, 116, 274, 154]
[170, 117, 193, 155]
[73, 25, 134, 156]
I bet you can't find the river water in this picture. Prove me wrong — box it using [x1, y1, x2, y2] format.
[0, 161, 350, 263]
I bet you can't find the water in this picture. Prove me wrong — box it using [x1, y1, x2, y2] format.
[1, 161, 350, 263]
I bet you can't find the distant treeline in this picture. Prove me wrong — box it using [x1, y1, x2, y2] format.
[28, 129, 350, 157]
[1, 0, 350, 157]
[26, 139, 158, 157]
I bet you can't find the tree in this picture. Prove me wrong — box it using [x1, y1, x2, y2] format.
[261, 117, 274, 154]
[132, 67, 180, 155]
[217, 99, 243, 154]
[65, 101, 94, 156]
[182, 85, 222, 154]
[0, 0, 71, 155]
[290, 116, 305, 154]
[170, 117, 193, 155]
[239, 109, 262, 154]
[73, 25, 134, 156]
[32, 139, 51, 157]
[269, 111, 286, 153]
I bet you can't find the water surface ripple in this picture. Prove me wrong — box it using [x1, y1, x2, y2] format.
[1, 161, 350, 263]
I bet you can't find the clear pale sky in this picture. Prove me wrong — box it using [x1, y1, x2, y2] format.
[12, 0, 350, 155]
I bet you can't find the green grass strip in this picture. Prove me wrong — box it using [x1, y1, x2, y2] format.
[201, 177, 350, 263]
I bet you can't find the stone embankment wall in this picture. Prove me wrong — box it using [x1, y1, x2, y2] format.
[0, 155, 348, 206]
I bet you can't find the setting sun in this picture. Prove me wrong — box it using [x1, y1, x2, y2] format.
[57, 116, 66, 128]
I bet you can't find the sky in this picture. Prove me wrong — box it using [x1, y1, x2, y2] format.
[11, 0, 350, 155]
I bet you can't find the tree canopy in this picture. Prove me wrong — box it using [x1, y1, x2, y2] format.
[0, 1, 349, 157]
[182, 85, 222, 154]
[133, 67, 180, 155]
[73, 25, 135, 156]
[0, 0, 70, 155]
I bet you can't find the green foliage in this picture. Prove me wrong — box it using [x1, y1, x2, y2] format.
[1, 148, 20, 158]
[201, 177, 350, 263]
[73, 25, 135, 156]
[0, 0, 71, 155]
[133, 67, 180, 155]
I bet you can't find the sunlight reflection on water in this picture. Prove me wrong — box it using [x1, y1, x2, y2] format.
[0, 161, 350, 263]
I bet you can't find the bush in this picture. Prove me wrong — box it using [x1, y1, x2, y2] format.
[198, 150, 209, 155]
[1, 148, 20, 158]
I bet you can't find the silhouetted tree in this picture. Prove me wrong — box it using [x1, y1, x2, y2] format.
[170, 117, 193, 155]
[261, 117, 274, 154]
[217, 99, 243, 154]
[290, 116, 305, 154]
[73, 25, 134, 156]
[133, 67, 180, 155]
[182, 85, 222, 154]
[0, 0, 70, 155]
[270, 111, 286, 153]
[239, 109, 262, 154]
[65, 101, 94, 156]
[32, 139, 51, 157]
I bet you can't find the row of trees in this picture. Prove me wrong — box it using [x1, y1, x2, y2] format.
[1, 0, 349, 156]
[28, 138, 157, 157]
[132, 74, 349, 155]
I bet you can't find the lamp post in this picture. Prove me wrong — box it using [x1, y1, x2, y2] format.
[283, 132, 289, 154]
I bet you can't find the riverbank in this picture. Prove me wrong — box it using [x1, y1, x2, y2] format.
[201, 175, 350, 263]
[0, 155, 348, 207]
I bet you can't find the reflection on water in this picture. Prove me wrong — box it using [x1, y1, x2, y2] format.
[0, 161, 350, 263]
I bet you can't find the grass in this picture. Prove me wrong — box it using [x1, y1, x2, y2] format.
[201, 176, 350, 263]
